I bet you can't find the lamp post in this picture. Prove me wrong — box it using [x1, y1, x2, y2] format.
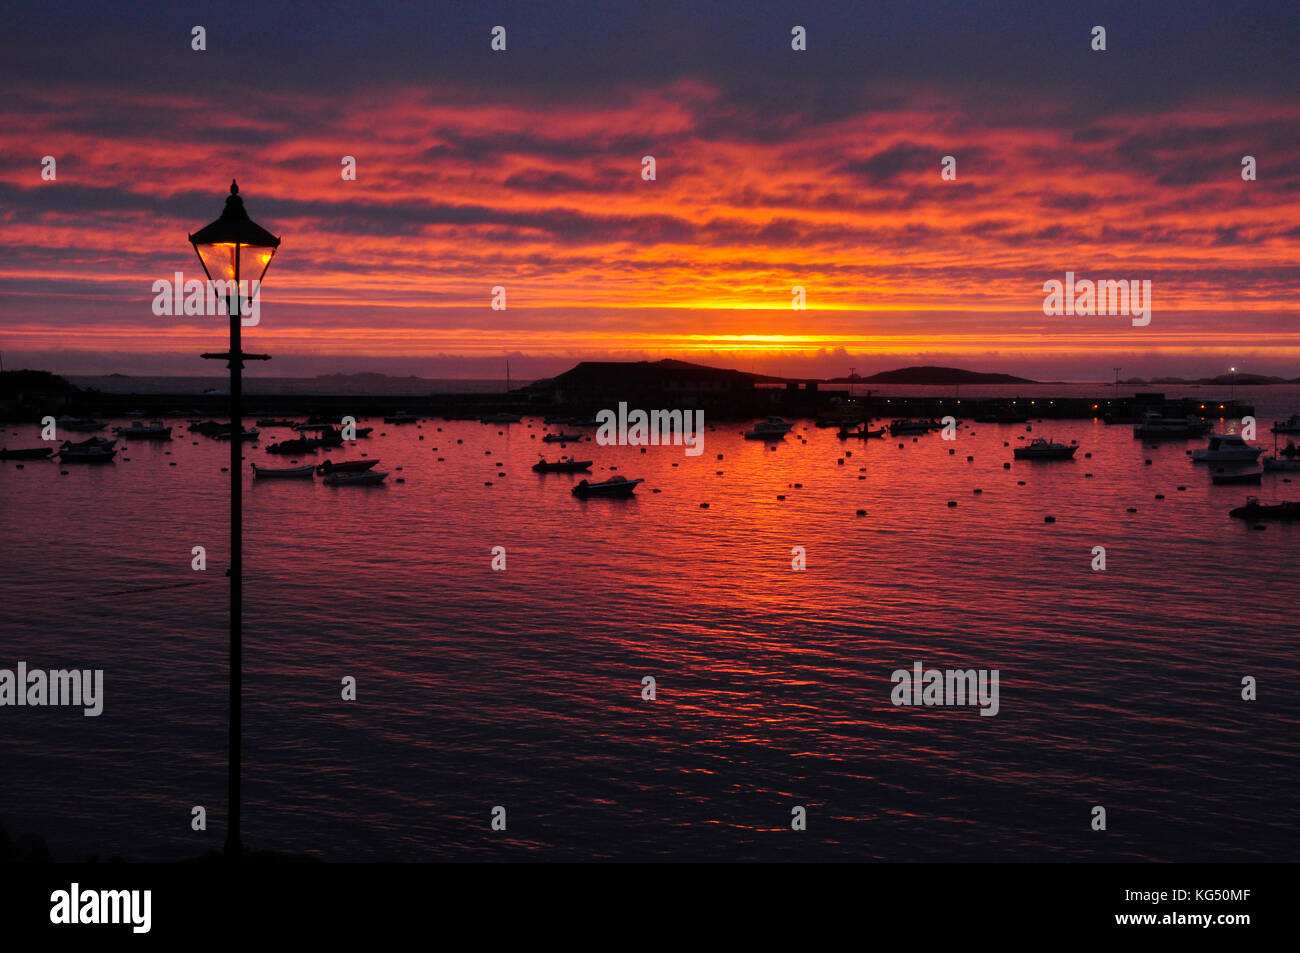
[1230, 366, 1236, 402]
[189, 180, 280, 858]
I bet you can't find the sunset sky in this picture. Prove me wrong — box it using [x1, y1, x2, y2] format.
[2, 1, 1297, 380]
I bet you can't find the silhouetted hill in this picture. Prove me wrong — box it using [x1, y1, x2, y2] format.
[836, 366, 1037, 385]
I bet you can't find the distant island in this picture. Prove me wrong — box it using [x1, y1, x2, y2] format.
[830, 366, 1038, 385]
[1122, 373, 1300, 386]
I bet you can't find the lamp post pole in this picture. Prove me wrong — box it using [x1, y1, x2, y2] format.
[192, 181, 278, 858]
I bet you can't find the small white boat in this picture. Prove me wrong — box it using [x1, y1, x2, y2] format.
[251, 463, 315, 479]
[323, 470, 388, 486]
[1191, 433, 1261, 463]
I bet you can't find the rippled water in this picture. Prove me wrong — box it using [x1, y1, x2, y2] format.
[2, 399, 1298, 861]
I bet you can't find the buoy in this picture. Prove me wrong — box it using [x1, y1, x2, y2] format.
[777, 495, 786, 500]
[973, 488, 982, 494]
[794, 482, 803, 488]
[1155, 493, 1164, 499]
[948, 501, 957, 507]
[856, 509, 866, 516]
[837, 459, 844, 465]
[1127, 507, 1137, 513]
[1177, 485, 1186, 491]
[485, 481, 493, 486]
[966, 455, 974, 462]
[1044, 516, 1055, 523]
[396, 478, 405, 484]
[1017, 480, 1026, 485]
[700, 502, 709, 508]
[1003, 462, 1011, 469]
[949, 448, 955, 455]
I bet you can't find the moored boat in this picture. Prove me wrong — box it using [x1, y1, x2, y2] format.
[838, 425, 886, 439]
[1133, 410, 1210, 439]
[1271, 414, 1300, 434]
[115, 419, 172, 439]
[1229, 497, 1300, 520]
[532, 457, 592, 473]
[1263, 456, 1300, 471]
[57, 445, 116, 463]
[0, 446, 55, 460]
[1191, 433, 1261, 463]
[56, 416, 106, 432]
[480, 412, 523, 424]
[251, 463, 315, 479]
[265, 437, 321, 454]
[1212, 469, 1262, 485]
[383, 411, 420, 424]
[317, 458, 379, 475]
[744, 418, 790, 440]
[543, 432, 583, 443]
[572, 475, 643, 498]
[1013, 438, 1078, 460]
[256, 418, 298, 428]
[323, 469, 388, 486]
[889, 418, 937, 436]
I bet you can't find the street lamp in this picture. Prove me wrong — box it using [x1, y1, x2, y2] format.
[1230, 366, 1236, 402]
[189, 180, 281, 858]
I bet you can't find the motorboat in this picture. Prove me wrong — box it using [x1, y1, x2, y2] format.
[1013, 438, 1078, 460]
[1263, 456, 1300, 472]
[251, 463, 315, 479]
[1133, 410, 1210, 439]
[61, 435, 114, 451]
[1272, 414, 1300, 434]
[543, 432, 583, 443]
[323, 470, 388, 486]
[744, 418, 790, 440]
[115, 419, 172, 439]
[572, 475, 643, 498]
[838, 425, 886, 439]
[532, 457, 592, 473]
[57, 444, 116, 463]
[55, 416, 106, 432]
[889, 419, 937, 436]
[317, 458, 379, 475]
[383, 411, 420, 424]
[1229, 497, 1300, 521]
[256, 418, 298, 428]
[0, 446, 54, 460]
[214, 428, 260, 441]
[1191, 434, 1261, 463]
[1212, 470, 1262, 485]
[265, 437, 321, 454]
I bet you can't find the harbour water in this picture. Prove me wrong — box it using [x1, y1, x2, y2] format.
[2, 394, 1298, 861]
